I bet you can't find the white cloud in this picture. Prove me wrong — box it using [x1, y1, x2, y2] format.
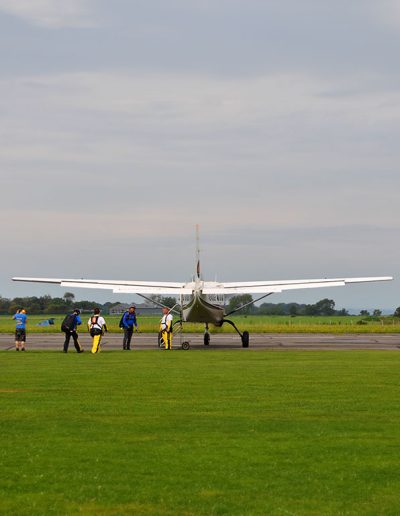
[0, 0, 94, 28]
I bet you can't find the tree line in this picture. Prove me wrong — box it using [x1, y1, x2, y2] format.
[1, 292, 398, 317]
[226, 295, 397, 317]
[0, 292, 119, 315]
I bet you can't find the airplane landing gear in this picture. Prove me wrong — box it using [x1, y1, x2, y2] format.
[223, 319, 250, 348]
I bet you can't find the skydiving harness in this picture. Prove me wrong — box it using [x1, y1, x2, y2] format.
[160, 314, 173, 333]
[89, 315, 102, 337]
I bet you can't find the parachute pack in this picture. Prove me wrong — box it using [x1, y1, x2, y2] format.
[119, 311, 128, 329]
[89, 315, 102, 337]
[61, 313, 76, 332]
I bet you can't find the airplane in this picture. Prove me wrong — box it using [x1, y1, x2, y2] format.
[12, 226, 393, 348]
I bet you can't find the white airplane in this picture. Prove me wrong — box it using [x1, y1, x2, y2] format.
[12, 226, 392, 347]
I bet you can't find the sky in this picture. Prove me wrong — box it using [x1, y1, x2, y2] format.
[0, 0, 399, 310]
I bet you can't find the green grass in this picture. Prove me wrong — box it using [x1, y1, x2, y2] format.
[1, 351, 400, 514]
[2, 314, 400, 334]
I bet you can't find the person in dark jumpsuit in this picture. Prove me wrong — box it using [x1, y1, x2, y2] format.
[63, 309, 83, 353]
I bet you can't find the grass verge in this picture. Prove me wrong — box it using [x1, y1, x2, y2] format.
[1, 351, 400, 514]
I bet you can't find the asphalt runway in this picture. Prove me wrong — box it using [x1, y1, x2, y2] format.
[1, 333, 400, 351]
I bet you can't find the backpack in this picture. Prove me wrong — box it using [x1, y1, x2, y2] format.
[119, 311, 128, 329]
[89, 315, 102, 337]
[61, 313, 76, 332]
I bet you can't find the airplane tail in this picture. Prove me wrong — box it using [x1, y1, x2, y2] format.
[195, 224, 201, 280]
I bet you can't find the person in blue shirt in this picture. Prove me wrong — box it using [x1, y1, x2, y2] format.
[13, 309, 28, 351]
[62, 308, 84, 353]
[121, 306, 139, 350]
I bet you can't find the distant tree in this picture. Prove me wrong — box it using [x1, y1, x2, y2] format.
[149, 295, 162, 305]
[63, 292, 75, 304]
[337, 308, 349, 316]
[313, 298, 336, 316]
[304, 304, 318, 316]
[29, 303, 42, 314]
[78, 300, 102, 311]
[227, 295, 254, 315]
[44, 303, 69, 314]
[372, 309, 382, 317]
[0, 296, 11, 314]
[394, 307, 400, 318]
[258, 303, 277, 315]
[160, 297, 177, 308]
[103, 301, 120, 310]
[8, 304, 20, 315]
[359, 310, 370, 317]
[289, 304, 298, 316]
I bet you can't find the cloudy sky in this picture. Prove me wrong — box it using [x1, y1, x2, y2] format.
[0, 0, 399, 310]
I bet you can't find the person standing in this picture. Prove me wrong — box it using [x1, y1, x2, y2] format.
[61, 308, 84, 353]
[88, 307, 107, 354]
[160, 307, 173, 350]
[13, 309, 27, 351]
[121, 305, 139, 350]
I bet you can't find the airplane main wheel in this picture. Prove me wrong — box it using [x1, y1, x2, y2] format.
[241, 331, 249, 348]
[204, 333, 210, 346]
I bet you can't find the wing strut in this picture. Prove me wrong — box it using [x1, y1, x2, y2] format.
[136, 293, 181, 315]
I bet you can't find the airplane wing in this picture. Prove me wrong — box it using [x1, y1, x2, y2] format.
[13, 275, 393, 296]
[201, 276, 393, 295]
[12, 277, 193, 295]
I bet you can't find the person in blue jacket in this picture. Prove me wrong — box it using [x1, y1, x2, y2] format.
[121, 305, 139, 350]
[13, 309, 28, 351]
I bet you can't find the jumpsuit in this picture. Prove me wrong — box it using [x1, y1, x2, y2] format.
[160, 313, 173, 350]
[63, 314, 83, 353]
[88, 315, 107, 354]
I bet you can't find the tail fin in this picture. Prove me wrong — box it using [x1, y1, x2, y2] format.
[195, 224, 201, 280]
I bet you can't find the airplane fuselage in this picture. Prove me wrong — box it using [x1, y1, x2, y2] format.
[180, 280, 225, 324]
[181, 291, 225, 324]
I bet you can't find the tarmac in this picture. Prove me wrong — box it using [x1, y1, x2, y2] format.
[1, 333, 400, 351]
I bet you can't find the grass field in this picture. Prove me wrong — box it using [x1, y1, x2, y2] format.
[1, 350, 400, 514]
[2, 314, 400, 334]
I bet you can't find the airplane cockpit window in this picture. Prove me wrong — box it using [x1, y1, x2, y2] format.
[205, 294, 225, 306]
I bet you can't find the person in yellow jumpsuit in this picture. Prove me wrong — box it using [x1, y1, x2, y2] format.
[88, 308, 107, 353]
[160, 307, 173, 350]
